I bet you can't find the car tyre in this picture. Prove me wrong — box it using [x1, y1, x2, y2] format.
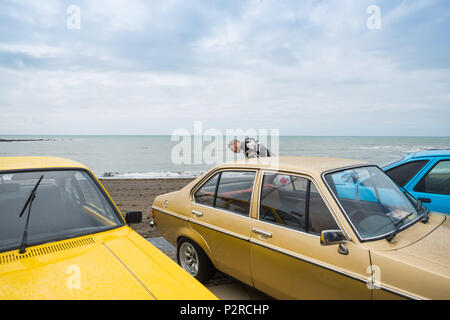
[177, 238, 214, 283]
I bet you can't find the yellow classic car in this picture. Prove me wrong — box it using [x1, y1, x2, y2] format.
[152, 156, 450, 300]
[0, 156, 216, 300]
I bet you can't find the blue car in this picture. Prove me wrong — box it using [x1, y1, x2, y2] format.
[383, 149, 450, 214]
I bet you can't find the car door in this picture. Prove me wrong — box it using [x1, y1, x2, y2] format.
[190, 169, 257, 286]
[406, 158, 450, 214]
[249, 171, 372, 299]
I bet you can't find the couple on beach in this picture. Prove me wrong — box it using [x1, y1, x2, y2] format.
[227, 138, 272, 159]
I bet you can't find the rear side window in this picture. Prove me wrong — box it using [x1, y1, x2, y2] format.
[215, 171, 256, 216]
[194, 173, 220, 206]
[414, 160, 450, 195]
[259, 172, 339, 235]
[385, 160, 429, 187]
[194, 170, 256, 216]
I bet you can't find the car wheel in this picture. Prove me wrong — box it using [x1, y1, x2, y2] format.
[177, 238, 214, 283]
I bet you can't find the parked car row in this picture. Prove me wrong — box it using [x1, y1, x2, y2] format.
[153, 156, 450, 300]
[1, 152, 449, 300]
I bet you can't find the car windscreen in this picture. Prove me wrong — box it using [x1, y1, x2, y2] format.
[0, 170, 124, 252]
[324, 166, 422, 241]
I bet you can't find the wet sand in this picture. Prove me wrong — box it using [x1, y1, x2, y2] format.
[99, 178, 194, 238]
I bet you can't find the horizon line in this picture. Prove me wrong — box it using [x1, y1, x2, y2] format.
[1, 134, 450, 138]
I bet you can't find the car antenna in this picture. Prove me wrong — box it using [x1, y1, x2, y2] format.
[18, 175, 44, 254]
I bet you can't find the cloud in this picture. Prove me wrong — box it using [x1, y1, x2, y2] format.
[0, 43, 67, 58]
[0, 0, 449, 135]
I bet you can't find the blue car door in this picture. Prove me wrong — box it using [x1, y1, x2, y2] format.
[405, 157, 450, 214]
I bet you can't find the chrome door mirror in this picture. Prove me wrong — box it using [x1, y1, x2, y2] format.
[320, 230, 347, 246]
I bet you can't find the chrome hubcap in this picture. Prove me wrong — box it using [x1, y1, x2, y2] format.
[179, 242, 199, 276]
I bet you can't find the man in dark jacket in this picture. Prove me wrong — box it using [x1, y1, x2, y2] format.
[228, 138, 272, 158]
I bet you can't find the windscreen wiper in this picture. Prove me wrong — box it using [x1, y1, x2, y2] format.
[18, 175, 44, 254]
[416, 200, 430, 223]
[386, 211, 415, 242]
[421, 207, 430, 223]
[400, 187, 429, 223]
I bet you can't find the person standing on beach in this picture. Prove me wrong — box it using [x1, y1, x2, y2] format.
[228, 138, 272, 158]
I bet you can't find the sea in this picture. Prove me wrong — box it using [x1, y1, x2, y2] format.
[1, 136, 449, 179]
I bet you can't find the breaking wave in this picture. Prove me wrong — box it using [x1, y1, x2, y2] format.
[100, 171, 204, 179]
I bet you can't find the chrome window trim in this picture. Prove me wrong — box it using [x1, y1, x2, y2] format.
[190, 171, 221, 202]
[151, 206, 189, 221]
[194, 202, 256, 219]
[254, 214, 322, 240]
[189, 218, 250, 241]
[152, 206, 251, 241]
[191, 168, 258, 218]
[321, 164, 423, 243]
[190, 167, 257, 199]
[257, 169, 350, 240]
[376, 285, 420, 300]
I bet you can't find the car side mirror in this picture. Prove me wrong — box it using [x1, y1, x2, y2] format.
[125, 211, 142, 224]
[321, 230, 349, 255]
[320, 230, 347, 246]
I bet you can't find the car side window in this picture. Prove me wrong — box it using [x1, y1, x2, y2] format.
[414, 160, 450, 195]
[385, 160, 429, 187]
[194, 173, 220, 206]
[260, 173, 307, 231]
[308, 183, 339, 235]
[215, 171, 256, 216]
[259, 172, 339, 235]
[74, 172, 119, 222]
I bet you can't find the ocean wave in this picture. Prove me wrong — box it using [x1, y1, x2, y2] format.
[0, 137, 73, 142]
[356, 145, 450, 152]
[100, 171, 204, 179]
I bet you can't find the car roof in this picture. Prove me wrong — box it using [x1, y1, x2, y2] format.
[215, 156, 371, 176]
[0, 156, 88, 172]
[407, 149, 450, 159]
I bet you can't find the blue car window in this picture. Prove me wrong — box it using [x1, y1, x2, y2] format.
[385, 160, 429, 187]
[414, 160, 450, 195]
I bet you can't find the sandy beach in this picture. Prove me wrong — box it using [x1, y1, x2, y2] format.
[99, 178, 195, 238]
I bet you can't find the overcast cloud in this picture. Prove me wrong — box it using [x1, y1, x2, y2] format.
[0, 0, 449, 135]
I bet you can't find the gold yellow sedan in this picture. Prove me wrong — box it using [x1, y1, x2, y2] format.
[152, 156, 450, 300]
[0, 157, 216, 300]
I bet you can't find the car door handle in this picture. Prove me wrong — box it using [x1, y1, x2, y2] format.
[418, 197, 431, 203]
[192, 210, 203, 217]
[252, 228, 272, 238]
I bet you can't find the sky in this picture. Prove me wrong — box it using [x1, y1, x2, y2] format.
[0, 0, 449, 136]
